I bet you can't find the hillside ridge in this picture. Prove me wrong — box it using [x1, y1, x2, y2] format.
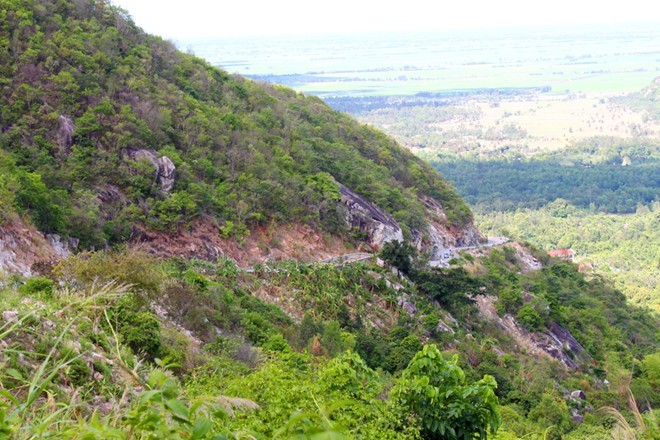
[0, 0, 475, 267]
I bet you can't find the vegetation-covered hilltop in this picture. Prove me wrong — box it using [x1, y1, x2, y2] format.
[0, 0, 470, 252]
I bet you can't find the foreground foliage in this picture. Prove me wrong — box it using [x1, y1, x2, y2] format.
[1, 246, 658, 438]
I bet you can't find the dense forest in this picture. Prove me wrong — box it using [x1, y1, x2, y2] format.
[0, 0, 470, 251]
[430, 154, 658, 214]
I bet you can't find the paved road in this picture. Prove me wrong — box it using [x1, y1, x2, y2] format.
[321, 252, 374, 264]
[243, 237, 508, 272]
[429, 236, 508, 268]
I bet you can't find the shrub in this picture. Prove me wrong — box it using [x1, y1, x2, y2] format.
[528, 393, 571, 439]
[55, 248, 161, 296]
[107, 294, 162, 360]
[241, 312, 275, 345]
[19, 277, 55, 297]
[496, 288, 523, 315]
[262, 334, 291, 353]
[393, 344, 501, 439]
[517, 305, 544, 331]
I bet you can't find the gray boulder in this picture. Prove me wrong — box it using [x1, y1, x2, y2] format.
[436, 319, 455, 334]
[397, 296, 417, 317]
[155, 156, 176, 192]
[124, 149, 176, 193]
[339, 185, 403, 249]
[572, 408, 584, 423]
[571, 390, 587, 400]
[57, 115, 75, 151]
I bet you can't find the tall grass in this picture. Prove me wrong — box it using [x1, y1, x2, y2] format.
[599, 389, 657, 440]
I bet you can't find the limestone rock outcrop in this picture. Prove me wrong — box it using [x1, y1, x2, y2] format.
[338, 184, 482, 258]
[57, 115, 75, 151]
[339, 185, 403, 249]
[124, 149, 176, 192]
[0, 218, 67, 277]
[475, 295, 592, 369]
[410, 196, 482, 259]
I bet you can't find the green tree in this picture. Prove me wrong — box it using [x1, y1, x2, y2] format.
[379, 240, 416, 275]
[528, 393, 571, 439]
[516, 304, 544, 331]
[393, 344, 501, 439]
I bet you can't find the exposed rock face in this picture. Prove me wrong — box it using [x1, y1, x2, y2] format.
[338, 185, 481, 257]
[397, 295, 417, 317]
[436, 318, 455, 334]
[339, 185, 403, 249]
[0, 218, 66, 277]
[124, 149, 176, 193]
[132, 220, 351, 268]
[57, 115, 75, 151]
[155, 156, 176, 192]
[46, 234, 71, 259]
[475, 295, 592, 369]
[411, 196, 482, 259]
[543, 322, 592, 369]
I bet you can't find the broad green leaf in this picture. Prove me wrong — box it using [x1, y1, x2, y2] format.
[191, 417, 212, 439]
[165, 398, 190, 423]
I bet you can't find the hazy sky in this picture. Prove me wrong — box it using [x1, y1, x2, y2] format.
[111, 0, 658, 39]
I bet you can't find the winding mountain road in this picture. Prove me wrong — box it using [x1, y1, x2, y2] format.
[244, 237, 509, 272]
[429, 236, 509, 268]
[321, 236, 509, 267]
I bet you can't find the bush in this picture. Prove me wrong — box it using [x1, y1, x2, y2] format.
[393, 345, 501, 439]
[528, 393, 571, 439]
[241, 312, 275, 345]
[516, 305, 544, 331]
[496, 288, 523, 315]
[55, 248, 161, 296]
[107, 294, 162, 360]
[262, 334, 291, 353]
[379, 241, 416, 275]
[19, 277, 55, 297]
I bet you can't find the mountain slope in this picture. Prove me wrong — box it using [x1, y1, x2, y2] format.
[0, 0, 472, 259]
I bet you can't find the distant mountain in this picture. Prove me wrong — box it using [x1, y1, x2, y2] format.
[0, 0, 474, 263]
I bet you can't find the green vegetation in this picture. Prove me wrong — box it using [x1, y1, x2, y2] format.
[0, 0, 470, 251]
[1, 243, 657, 438]
[345, 81, 658, 314]
[429, 141, 659, 214]
[393, 345, 501, 439]
[477, 202, 660, 314]
[0, 1, 658, 439]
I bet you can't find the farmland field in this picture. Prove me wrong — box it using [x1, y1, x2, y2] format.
[181, 23, 660, 97]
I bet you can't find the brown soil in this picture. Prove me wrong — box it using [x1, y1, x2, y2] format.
[130, 219, 353, 267]
[0, 216, 64, 277]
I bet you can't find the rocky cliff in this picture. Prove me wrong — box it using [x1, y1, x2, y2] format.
[0, 217, 69, 277]
[475, 295, 592, 369]
[339, 184, 481, 258]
